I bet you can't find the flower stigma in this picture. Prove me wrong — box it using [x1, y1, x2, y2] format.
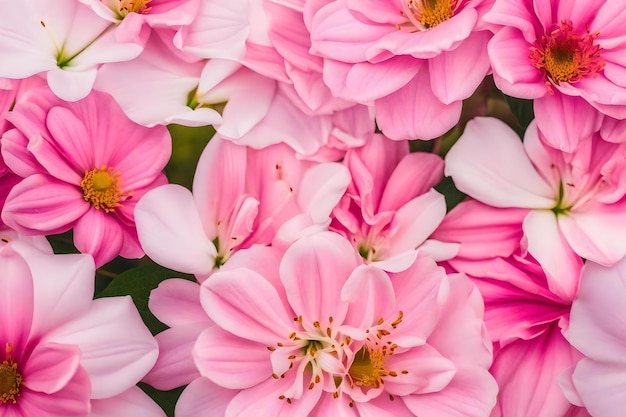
[0, 344, 22, 404]
[81, 166, 128, 212]
[530, 20, 604, 92]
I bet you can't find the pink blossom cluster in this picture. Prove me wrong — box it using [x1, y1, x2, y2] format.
[1, 0, 626, 416]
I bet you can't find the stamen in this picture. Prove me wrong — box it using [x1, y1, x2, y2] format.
[81, 166, 129, 213]
[404, 0, 459, 30]
[0, 344, 22, 404]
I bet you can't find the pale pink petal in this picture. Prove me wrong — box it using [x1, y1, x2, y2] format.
[376, 68, 462, 140]
[149, 279, 208, 327]
[444, 117, 556, 208]
[428, 31, 491, 104]
[175, 377, 238, 417]
[534, 94, 603, 152]
[142, 324, 206, 391]
[48, 297, 158, 399]
[46, 68, 98, 102]
[572, 360, 626, 417]
[193, 326, 272, 389]
[523, 210, 583, 302]
[200, 267, 295, 345]
[559, 202, 626, 266]
[297, 162, 351, 224]
[341, 265, 395, 329]
[90, 386, 166, 417]
[23, 342, 81, 394]
[2, 175, 88, 235]
[279, 232, 361, 329]
[134, 184, 217, 275]
[0, 243, 34, 345]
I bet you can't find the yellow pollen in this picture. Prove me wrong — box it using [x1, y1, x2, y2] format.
[0, 345, 22, 404]
[348, 347, 388, 388]
[118, 0, 152, 16]
[407, 0, 456, 29]
[81, 166, 126, 213]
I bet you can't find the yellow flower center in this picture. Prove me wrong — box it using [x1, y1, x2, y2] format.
[530, 20, 604, 91]
[405, 0, 457, 29]
[115, 0, 152, 17]
[80, 166, 125, 213]
[348, 347, 388, 388]
[0, 345, 22, 404]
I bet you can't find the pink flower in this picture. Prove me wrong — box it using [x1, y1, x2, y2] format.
[0, 0, 147, 101]
[0, 239, 160, 416]
[1, 87, 171, 267]
[486, 0, 626, 151]
[134, 135, 349, 279]
[307, 0, 494, 140]
[170, 232, 497, 416]
[565, 256, 626, 417]
[330, 133, 455, 272]
[445, 117, 626, 300]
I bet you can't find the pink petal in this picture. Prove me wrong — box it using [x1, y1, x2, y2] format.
[341, 265, 395, 329]
[142, 324, 206, 391]
[1, 129, 42, 178]
[176, 377, 238, 417]
[193, 326, 272, 389]
[572, 360, 626, 417]
[444, 117, 556, 208]
[428, 31, 491, 104]
[297, 162, 351, 224]
[376, 68, 462, 140]
[2, 175, 88, 235]
[524, 210, 583, 301]
[90, 386, 166, 417]
[46, 67, 98, 102]
[0, 243, 34, 346]
[23, 342, 81, 394]
[149, 278, 208, 327]
[279, 232, 361, 329]
[134, 184, 217, 275]
[48, 297, 158, 399]
[73, 208, 125, 267]
[200, 267, 294, 345]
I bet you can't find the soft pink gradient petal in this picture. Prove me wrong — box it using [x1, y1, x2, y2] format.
[90, 386, 166, 417]
[48, 297, 159, 399]
[279, 232, 360, 329]
[1, 129, 42, 178]
[135, 184, 217, 275]
[148, 278, 208, 327]
[341, 265, 395, 329]
[2, 175, 88, 235]
[22, 342, 81, 394]
[0, 245, 35, 347]
[193, 326, 272, 389]
[143, 324, 206, 391]
[572, 360, 626, 417]
[444, 117, 556, 208]
[376, 68, 462, 140]
[175, 376, 238, 417]
[73, 208, 126, 267]
[524, 210, 583, 302]
[200, 267, 294, 344]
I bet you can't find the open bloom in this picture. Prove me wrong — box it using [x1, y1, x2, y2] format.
[330, 133, 455, 272]
[0, 239, 161, 416]
[307, 0, 493, 140]
[168, 231, 497, 416]
[486, 0, 626, 150]
[1, 87, 171, 267]
[445, 117, 626, 301]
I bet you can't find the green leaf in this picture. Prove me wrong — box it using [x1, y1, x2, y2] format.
[139, 383, 186, 417]
[96, 262, 195, 335]
[435, 176, 466, 211]
[504, 95, 534, 131]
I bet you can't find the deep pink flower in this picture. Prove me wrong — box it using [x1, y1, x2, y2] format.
[445, 117, 626, 301]
[165, 232, 497, 416]
[486, 0, 626, 151]
[307, 0, 494, 140]
[0, 239, 161, 416]
[330, 133, 455, 272]
[1, 87, 171, 267]
[565, 256, 626, 417]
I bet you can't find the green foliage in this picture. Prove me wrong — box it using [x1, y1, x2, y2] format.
[96, 262, 195, 335]
[504, 95, 534, 132]
[435, 176, 466, 211]
[139, 383, 186, 417]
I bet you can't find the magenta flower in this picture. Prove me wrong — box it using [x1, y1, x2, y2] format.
[1, 87, 171, 267]
[160, 232, 497, 416]
[486, 0, 626, 151]
[307, 0, 494, 140]
[0, 239, 161, 416]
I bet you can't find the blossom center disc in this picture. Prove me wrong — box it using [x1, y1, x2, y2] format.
[112, 0, 152, 17]
[0, 359, 22, 404]
[530, 20, 604, 88]
[348, 347, 387, 388]
[81, 166, 124, 213]
[407, 0, 457, 29]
